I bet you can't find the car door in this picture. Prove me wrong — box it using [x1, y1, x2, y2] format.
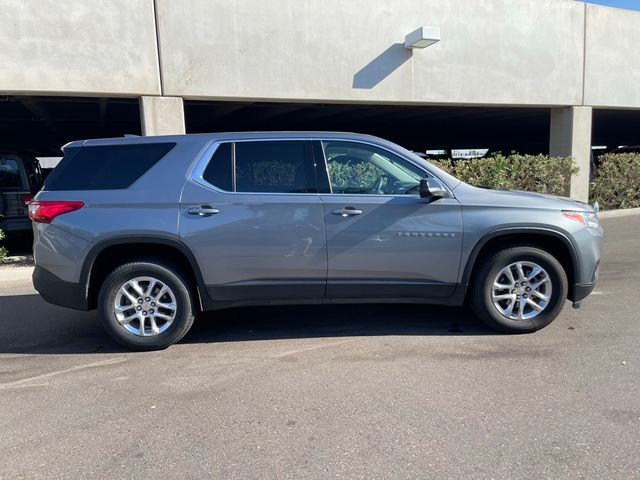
[316, 140, 463, 299]
[179, 139, 327, 302]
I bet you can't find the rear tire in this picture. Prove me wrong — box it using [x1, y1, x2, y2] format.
[470, 246, 568, 333]
[97, 261, 195, 350]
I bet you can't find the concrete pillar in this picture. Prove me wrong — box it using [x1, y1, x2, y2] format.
[549, 106, 592, 203]
[140, 96, 185, 136]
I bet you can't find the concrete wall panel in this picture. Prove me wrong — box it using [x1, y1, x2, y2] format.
[583, 4, 640, 108]
[0, 0, 160, 96]
[157, 0, 585, 106]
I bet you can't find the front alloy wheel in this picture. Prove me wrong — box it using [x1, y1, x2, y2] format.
[470, 246, 568, 333]
[491, 261, 552, 321]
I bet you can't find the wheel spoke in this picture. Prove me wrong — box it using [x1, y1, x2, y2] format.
[150, 317, 160, 335]
[153, 286, 168, 302]
[516, 263, 526, 282]
[493, 293, 516, 301]
[154, 311, 173, 321]
[117, 312, 139, 325]
[145, 279, 158, 297]
[517, 297, 526, 320]
[130, 280, 146, 298]
[504, 298, 516, 317]
[526, 266, 542, 282]
[493, 282, 512, 290]
[156, 301, 176, 311]
[119, 287, 139, 305]
[531, 290, 549, 302]
[530, 276, 550, 290]
[505, 267, 515, 285]
[526, 298, 544, 312]
[138, 316, 148, 336]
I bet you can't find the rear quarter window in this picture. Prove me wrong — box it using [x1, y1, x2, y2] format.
[44, 143, 175, 191]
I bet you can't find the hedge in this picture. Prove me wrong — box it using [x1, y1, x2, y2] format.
[431, 154, 576, 197]
[589, 153, 640, 210]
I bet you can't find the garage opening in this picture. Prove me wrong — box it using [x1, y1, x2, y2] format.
[0, 96, 141, 156]
[185, 101, 553, 156]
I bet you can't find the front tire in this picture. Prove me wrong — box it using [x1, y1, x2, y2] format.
[97, 261, 195, 350]
[470, 246, 568, 333]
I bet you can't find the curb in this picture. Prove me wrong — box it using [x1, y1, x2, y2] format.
[598, 207, 640, 219]
[0, 265, 34, 282]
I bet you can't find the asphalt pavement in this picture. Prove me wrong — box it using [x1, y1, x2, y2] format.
[0, 216, 638, 479]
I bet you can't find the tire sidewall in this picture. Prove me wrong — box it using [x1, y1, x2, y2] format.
[476, 248, 568, 333]
[98, 262, 194, 350]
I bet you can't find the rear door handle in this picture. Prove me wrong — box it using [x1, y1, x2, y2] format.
[332, 207, 363, 217]
[188, 205, 220, 216]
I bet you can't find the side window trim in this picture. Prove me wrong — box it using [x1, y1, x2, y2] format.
[194, 139, 320, 195]
[311, 140, 332, 194]
[231, 142, 237, 192]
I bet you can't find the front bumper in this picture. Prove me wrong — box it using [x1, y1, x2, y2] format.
[572, 281, 597, 304]
[32, 265, 89, 311]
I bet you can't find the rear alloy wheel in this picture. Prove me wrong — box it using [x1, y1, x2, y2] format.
[470, 247, 568, 333]
[98, 261, 195, 350]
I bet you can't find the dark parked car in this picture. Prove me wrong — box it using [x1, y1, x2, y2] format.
[0, 153, 43, 235]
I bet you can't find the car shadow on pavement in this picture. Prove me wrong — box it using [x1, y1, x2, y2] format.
[0, 294, 495, 355]
[186, 304, 495, 345]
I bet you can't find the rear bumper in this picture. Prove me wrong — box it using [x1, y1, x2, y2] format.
[32, 265, 89, 311]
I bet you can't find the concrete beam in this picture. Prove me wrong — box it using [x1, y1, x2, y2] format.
[140, 96, 185, 136]
[549, 106, 593, 203]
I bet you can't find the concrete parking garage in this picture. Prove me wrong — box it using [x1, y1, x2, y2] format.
[2, 1, 640, 202]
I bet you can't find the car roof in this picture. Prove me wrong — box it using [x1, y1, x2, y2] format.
[64, 131, 385, 149]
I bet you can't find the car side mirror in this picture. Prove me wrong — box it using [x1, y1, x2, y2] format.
[419, 177, 447, 200]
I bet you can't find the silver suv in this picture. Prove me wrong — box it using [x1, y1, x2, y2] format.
[30, 132, 602, 350]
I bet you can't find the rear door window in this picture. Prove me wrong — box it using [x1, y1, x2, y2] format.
[200, 140, 317, 193]
[44, 143, 175, 191]
[235, 141, 314, 193]
[0, 158, 23, 189]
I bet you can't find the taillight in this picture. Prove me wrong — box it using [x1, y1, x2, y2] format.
[28, 201, 84, 224]
[21, 194, 34, 206]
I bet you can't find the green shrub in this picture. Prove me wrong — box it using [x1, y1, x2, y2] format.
[431, 155, 576, 197]
[0, 229, 7, 264]
[589, 153, 640, 210]
[328, 158, 381, 191]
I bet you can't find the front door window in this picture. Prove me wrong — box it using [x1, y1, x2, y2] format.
[321, 141, 424, 195]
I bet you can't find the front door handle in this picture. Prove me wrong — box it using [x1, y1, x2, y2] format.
[188, 205, 220, 217]
[332, 207, 363, 217]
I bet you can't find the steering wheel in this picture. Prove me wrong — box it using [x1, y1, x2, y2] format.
[371, 174, 388, 194]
